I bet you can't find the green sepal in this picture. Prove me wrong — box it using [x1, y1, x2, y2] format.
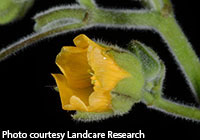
[72, 111, 114, 122]
[0, 0, 34, 25]
[150, 61, 165, 96]
[128, 40, 166, 95]
[111, 92, 137, 115]
[128, 40, 161, 82]
[107, 49, 145, 101]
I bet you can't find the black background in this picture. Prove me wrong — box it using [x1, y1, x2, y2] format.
[0, 0, 200, 139]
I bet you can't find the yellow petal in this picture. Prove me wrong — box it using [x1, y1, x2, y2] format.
[51, 74, 73, 107]
[64, 96, 88, 111]
[88, 90, 111, 112]
[73, 34, 98, 49]
[87, 45, 130, 91]
[71, 86, 93, 106]
[52, 74, 93, 109]
[56, 46, 92, 89]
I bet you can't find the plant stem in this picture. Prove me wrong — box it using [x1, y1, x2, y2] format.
[92, 9, 158, 26]
[0, 23, 85, 61]
[155, 17, 200, 101]
[143, 92, 200, 121]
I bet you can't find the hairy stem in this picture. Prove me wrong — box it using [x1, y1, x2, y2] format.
[143, 92, 200, 121]
[0, 23, 85, 61]
[155, 17, 200, 101]
[92, 9, 157, 26]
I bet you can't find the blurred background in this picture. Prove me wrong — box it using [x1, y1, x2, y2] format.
[0, 0, 199, 139]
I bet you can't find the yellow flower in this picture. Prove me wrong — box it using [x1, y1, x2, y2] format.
[51, 34, 163, 121]
[52, 34, 130, 112]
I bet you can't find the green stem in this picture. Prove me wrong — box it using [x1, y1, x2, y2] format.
[143, 92, 200, 121]
[92, 9, 200, 101]
[0, 23, 85, 61]
[92, 9, 158, 26]
[155, 17, 200, 101]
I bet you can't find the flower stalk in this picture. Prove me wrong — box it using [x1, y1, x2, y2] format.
[143, 91, 200, 121]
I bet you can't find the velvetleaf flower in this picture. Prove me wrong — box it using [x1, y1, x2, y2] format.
[52, 34, 164, 121]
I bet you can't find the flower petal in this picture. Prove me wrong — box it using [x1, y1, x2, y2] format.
[73, 34, 98, 49]
[56, 46, 92, 89]
[88, 90, 111, 112]
[52, 74, 93, 109]
[51, 74, 73, 107]
[64, 96, 88, 111]
[71, 86, 93, 106]
[87, 45, 130, 91]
